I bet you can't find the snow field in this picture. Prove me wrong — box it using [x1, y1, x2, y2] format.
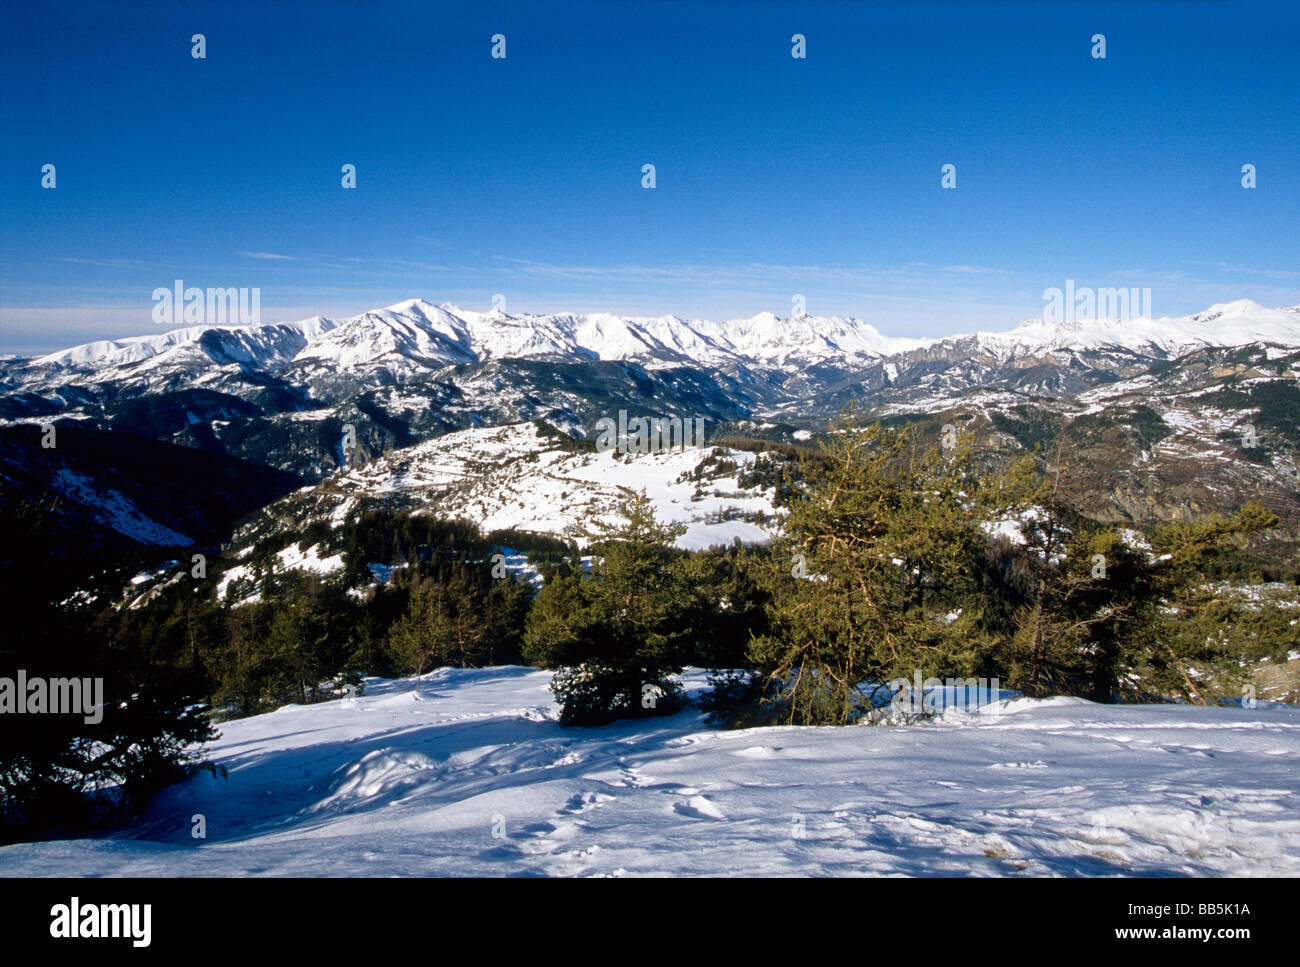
[3, 668, 1297, 878]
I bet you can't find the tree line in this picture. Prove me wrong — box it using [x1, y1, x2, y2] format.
[3, 411, 1296, 841]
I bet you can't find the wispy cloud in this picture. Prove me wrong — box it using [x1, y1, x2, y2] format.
[1113, 268, 1190, 283]
[339, 257, 454, 273]
[237, 251, 300, 261]
[941, 265, 1007, 275]
[1180, 260, 1300, 281]
[56, 258, 161, 269]
[489, 257, 999, 287]
[233, 251, 454, 274]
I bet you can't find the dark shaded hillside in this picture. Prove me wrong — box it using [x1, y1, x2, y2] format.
[0, 423, 302, 584]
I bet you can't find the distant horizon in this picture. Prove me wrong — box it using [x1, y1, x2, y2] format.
[4, 0, 1297, 353]
[6, 273, 1298, 355]
[4, 292, 1296, 361]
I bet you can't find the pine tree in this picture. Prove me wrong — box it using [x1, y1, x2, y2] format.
[672, 546, 769, 668]
[747, 410, 1029, 725]
[523, 491, 690, 725]
[1000, 476, 1290, 705]
[482, 574, 531, 665]
[1122, 503, 1287, 703]
[387, 567, 495, 684]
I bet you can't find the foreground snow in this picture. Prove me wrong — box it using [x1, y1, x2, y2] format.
[3, 668, 1298, 877]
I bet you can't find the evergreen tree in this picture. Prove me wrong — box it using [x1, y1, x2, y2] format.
[997, 479, 1290, 705]
[388, 568, 492, 680]
[1123, 503, 1288, 703]
[672, 546, 770, 668]
[482, 574, 531, 665]
[524, 492, 690, 725]
[747, 410, 1031, 725]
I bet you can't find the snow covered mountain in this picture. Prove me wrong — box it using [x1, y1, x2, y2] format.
[8, 298, 1297, 395]
[3, 298, 925, 386]
[987, 299, 1300, 357]
[4, 297, 1298, 559]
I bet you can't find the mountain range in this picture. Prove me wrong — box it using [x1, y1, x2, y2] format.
[3, 297, 1299, 574]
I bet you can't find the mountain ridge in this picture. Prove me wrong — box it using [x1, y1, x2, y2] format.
[12, 297, 1300, 379]
[3, 298, 1298, 556]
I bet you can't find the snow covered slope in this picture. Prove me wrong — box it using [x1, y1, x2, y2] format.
[3, 667, 1297, 877]
[215, 422, 775, 596]
[328, 422, 774, 549]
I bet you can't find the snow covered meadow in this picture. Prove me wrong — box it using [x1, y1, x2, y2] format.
[2, 668, 1297, 877]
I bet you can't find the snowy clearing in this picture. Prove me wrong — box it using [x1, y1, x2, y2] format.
[2, 668, 1297, 877]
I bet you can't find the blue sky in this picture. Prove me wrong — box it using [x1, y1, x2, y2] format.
[1, 0, 1297, 353]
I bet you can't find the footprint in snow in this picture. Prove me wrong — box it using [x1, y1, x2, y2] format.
[559, 844, 603, 866]
[618, 768, 654, 787]
[666, 735, 707, 748]
[559, 791, 615, 814]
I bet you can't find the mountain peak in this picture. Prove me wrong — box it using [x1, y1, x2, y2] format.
[1195, 298, 1264, 320]
[384, 297, 432, 312]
